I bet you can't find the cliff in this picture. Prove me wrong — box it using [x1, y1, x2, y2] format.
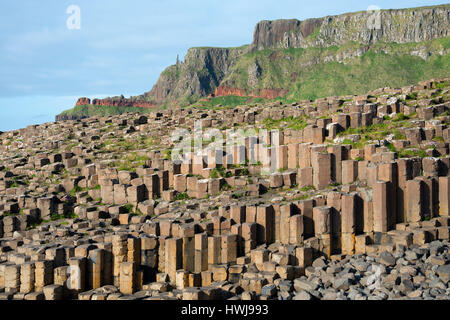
[59, 4, 450, 118]
[137, 46, 249, 106]
[251, 5, 449, 50]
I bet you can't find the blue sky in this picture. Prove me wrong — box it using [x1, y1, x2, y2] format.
[0, 0, 447, 131]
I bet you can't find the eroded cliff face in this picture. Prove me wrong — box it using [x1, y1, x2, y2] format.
[66, 4, 449, 113]
[251, 5, 450, 50]
[140, 46, 249, 105]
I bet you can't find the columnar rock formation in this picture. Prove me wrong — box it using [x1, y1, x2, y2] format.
[1, 78, 449, 300]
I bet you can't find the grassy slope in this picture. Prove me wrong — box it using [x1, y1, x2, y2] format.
[58, 105, 151, 118]
[221, 37, 450, 102]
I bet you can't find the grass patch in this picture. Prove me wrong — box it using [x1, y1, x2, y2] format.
[300, 185, 316, 192]
[174, 192, 190, 201]
[57, 104, 151, 119]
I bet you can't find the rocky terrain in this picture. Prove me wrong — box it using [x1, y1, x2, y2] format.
[57, 3, 450, 120]
[1, 77, 449, 300]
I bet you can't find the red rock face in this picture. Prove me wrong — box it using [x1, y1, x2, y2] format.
[214, 86, 247, 97]
[213, 86, 288, 100]
[75, 98, 91, 106]
[75, 97, 155, 109]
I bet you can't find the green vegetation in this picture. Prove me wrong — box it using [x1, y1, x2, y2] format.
[300, 185, 316, 192]
[123, 204, 135, 214]
[117, 152, 150, 172]
[50, 214, 65, 221]
[398, 148, 428, 158]
[66, 212, 79, 219]
[433, 136, 445, 142]
[261, 116, 309, 131]
[192, 95, 266, 109]
[209, 167, 233, 179]
[70, 185, 85, 196]
[174, 192, 190, 201]
[220, 182, 233, 191]
[231, 192, 244, 199]
[58, 104, 151, 119]
[435, 80, 450, 89]
[221, 37, 450, 103]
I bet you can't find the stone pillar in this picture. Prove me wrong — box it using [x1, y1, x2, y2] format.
[53, 266, 69, 298]
[313, 206, 332, 236]
[245, 205, 257, 223]
[182, 236, 195, 272]
[298, 143, 312, 169]
[208, 236, 221, 266]
[140, 236, 158, 283]
[5, 264, 20, 293]
[328, 145, 346, 184]
[342, 160, 358, 185]
[35, 260, 54, 292]
[275, 145, 288, 170]
[373, 180, 392, 233]
[165, 238, 183, 284]
[406, 179, 423, 223]
[416, 176, 439, 219]
[176, 270, 189, 290]
[396, 158, 413, 223]
[312, 152, 332, 190]
[294, 247, 313, 269]
[297, 200, 314, 239]
[327, 191, 342, 238]
[127, 237, 141, 267]
[280, 204, 293, 244]
[241, 222, 256, 254]
[97, 242, 113, 286]
[174, 174, 187, 192]
[194, 233, 208, 273]
[157, 237, 166, 273]
[119, 262, 136, 295]
[287, 144, 299, 169]
[88, 249, 103, 289]
[355, 234, 371, 254]
[378, 161, 398, 225]
[221, 234, 237, 264]
[297, 167, 313, 188]
[231, 223, 243, 257]
[112, 234, 127, 286]
[361, 189, 374, 234]
[439, 176, 450, 216]
[20, 262, 35, 293]
[256, 204, 275, 244]
[289, 215, 304, 245]
[313, 206, 333, 257]
[341, 193, 356, 255]
[43, 285, 64, 300]
[68, 257, 86, 296]
[230, 205, 246, 224]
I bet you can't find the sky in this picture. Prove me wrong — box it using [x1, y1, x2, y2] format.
[0, 0, 448, 131]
